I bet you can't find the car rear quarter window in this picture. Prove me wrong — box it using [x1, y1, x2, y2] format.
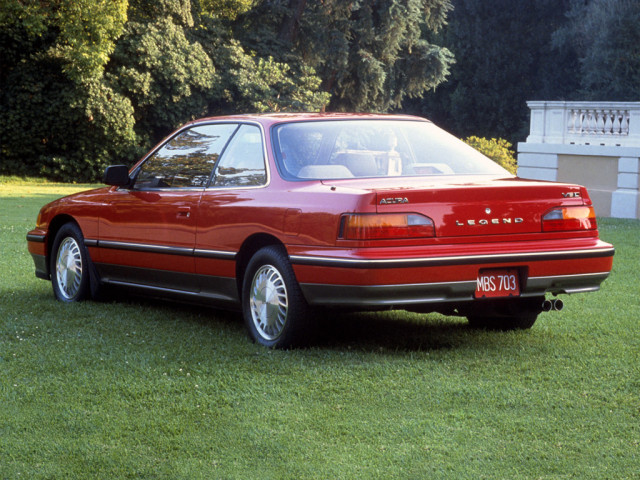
[211, 124, 267, 187]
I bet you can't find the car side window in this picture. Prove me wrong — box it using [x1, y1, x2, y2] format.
[134, 124, 237, 189]
[211, 125, 266, 187]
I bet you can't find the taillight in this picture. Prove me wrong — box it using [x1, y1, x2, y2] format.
[542, 206, 597, 232]
[340, 213, 435, 240]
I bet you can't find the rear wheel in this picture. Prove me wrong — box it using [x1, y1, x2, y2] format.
[242, 245, 313, 348]
[50, 223, 90, 302]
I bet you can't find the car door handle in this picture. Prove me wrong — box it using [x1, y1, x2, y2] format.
[177, 207, 191, 218]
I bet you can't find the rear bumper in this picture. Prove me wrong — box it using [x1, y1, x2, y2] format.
[290, 241, 614, 307]
[299, 272, 611, 307]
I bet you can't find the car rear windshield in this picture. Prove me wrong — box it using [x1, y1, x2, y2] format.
[272, 119, 509, 180]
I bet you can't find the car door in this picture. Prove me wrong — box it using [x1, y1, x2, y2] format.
[95, 123, 238, 292]
[194, 123, 269, 302]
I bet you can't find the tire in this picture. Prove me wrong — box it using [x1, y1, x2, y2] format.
[242, 245, 314, 348]
[467, 312, 539, 331]
[50, 223, 90, 303]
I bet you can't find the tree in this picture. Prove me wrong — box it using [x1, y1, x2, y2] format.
[238, 0, 455, 112]
[0, 0, 138, 182]
[107, 20, 215, 144]
[198, 0, 256, 20]
[0, 0, 128, 82]
[214, 42, 330, 113]
[110, 0, 330, 145]
[553, 0, 640, 101]
[0, 0, 454, 181]
[411, 0, 577, 143]
[188, 9, 330, 116]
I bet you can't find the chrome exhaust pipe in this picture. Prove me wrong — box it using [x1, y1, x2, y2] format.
[552, 298, 564, 311]
[542, 298, 564, 312]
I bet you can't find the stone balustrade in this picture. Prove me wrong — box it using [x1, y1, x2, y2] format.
[518, 101, 640, 219]
[526, 101, 640, 147]
[567, 107, 628, 137]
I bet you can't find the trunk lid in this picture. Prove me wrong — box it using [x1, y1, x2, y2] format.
[327, 176, 587, 238]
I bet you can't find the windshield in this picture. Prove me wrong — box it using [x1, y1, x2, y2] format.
[272, 119, 510, 180]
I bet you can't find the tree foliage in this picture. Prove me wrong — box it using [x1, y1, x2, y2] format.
[220, 47, 330, 113]
[198, 0, 257, 19]
[107, 17, 216, 143]
[53, 0, 129, 83]
[413, 0, 577, 144]
[241, 0, 454, 112]
[463, 136, 517, 174]
[412, 0, 640, 145]
[553, 0, 640, 101]
[0, 0, 137, 181]
[189, 17, 330, 116]
[3, 0, 638, 182]
[0, 0, 461, 181]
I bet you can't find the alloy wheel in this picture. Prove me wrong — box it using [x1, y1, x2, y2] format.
[55, 237, 83, 300]
[249, 264, 289, 341]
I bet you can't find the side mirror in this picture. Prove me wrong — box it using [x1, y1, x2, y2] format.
[103, 165, 131, 187]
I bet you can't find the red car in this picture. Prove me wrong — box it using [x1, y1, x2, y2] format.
[27, 113, 614, 347]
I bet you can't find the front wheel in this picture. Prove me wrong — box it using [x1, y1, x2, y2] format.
[242, 245, 314, 348]
[50, 223, 90, 302]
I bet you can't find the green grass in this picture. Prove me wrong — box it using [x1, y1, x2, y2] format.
[1, 180, 639, 479]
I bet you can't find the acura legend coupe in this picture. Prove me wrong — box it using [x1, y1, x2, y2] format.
[27, 114, 614, 347]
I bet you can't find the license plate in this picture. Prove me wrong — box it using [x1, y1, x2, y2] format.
[475, 268, 521, 298]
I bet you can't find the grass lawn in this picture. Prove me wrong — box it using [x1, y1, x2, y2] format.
[1, 178, 638, 479]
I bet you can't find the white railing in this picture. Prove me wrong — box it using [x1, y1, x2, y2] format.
[567, 108, 629, 136]
[526, 101, 640, 147]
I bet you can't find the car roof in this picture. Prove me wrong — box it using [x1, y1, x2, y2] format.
[185, 112, 431, 128]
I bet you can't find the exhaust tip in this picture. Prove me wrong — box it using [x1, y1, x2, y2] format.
[552, 298, 564, 311]
[542, 299, 553, 312]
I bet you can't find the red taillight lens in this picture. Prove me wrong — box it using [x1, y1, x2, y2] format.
[340, 213, 435, 240]
[542, 206, 597, 232]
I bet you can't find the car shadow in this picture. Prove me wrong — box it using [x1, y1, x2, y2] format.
[312, 309, 523, 353]
[72, 289, 532, 354]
